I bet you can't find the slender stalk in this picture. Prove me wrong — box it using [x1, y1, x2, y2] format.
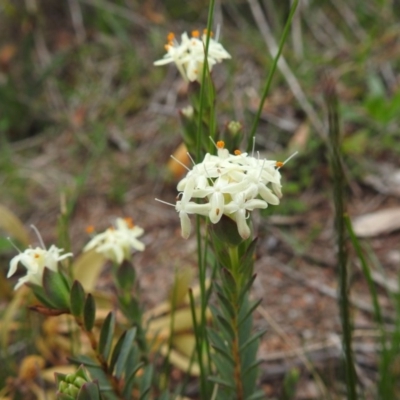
[325, 78, 358, 399]
[247, 0, 299, 151]
[74, 317, 123, 399]
[188, 288, 209, 399]
[196, 0, 216, 162]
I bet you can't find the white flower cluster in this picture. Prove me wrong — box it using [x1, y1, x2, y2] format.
[84, 217, 145, 264]
[154, 30, 231, 82]
[174, 141, 283, 240]
[8, 245, 73, 290]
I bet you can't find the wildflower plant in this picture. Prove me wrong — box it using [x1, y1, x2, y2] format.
[2, 1, 302, 399]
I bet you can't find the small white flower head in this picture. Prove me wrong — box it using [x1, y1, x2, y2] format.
[8, 231, 73, 290]
[154, 30, 231, 82]
[84, 217, 145, 264]
[158, 140, 287, 240]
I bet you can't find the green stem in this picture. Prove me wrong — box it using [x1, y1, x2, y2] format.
[325, 79, 358, 399]
[196, 0, 216, 162]
[247, 0, 299, 151]
[228, 245, 244, 400]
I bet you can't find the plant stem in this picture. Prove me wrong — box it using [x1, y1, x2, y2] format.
[325, 78, 358, 399]
[247, 0, 299, 151]
[74, 316, 124, 399]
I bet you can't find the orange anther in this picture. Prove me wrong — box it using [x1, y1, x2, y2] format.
[86, 225, 95, 234]
[203, 29, 214, 37]
[34, 253, 40, 258]
[124, 217, 134, 228]
[167, 32, 175, 42]
[192, 30, 200, 38]
[276, 161, 284, 167]
[164, 44, 171, 51]
[234, 150, 241, 155]
[216, 140, 225, 149]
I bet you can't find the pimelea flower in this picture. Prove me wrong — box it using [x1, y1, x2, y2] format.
[84, 217, 145, 264]
[8, 243, 73, 290]
[154, 30, 231, 82]
[157, 141, 289, 240]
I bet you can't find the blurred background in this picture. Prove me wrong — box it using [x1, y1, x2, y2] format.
[1, 0, 400, 398]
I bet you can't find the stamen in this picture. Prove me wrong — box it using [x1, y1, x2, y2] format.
[7, 237, 22, 253]
[164, 44, 171, 51]
[251, 136, 256, 157]
[203, 29, 214, 37]
[187, 152, 196, 166]
[192, 30, 200, 38]
[167, 32, 175, 42]
[30, 225, 46, 249]
[216, 140, 225, 149]
[277, 151, 298, 170]
[275, 161, 284, 168]
[86, 225, 95, 234]
[124, 217, 134, 228]
[170, 155, 190, 171]
[234, 150, 241, 155]
[155, 198, 175, 208]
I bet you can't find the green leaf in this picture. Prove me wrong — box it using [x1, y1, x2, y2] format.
[238, 274, 257, 305]
[210, 214, 244, 247]
[114, 327, 137, 379]
[123, 361, 144, 395]
[242, 358, 263, 379]
[246, 390, 268, 400]
[98, 312, 115, 362]
[216, 315, 235, 341]
[238, 298, 262, 327]
[208, 328, 235, 365]
[70, 280, 86, 317]
[116, 260, 136, 291]
[216, 291, 236, 320]
[27, 283, 59, 309]
[68, 356, 100, 368]
[77, 382, 101, 400]
[139, 365, 153, 400]
[42, 268, 70, 310]
[240, 329, 266, 354]
[238, 238, 257, 275]
[207, 375, 236, 390]
[83, 294, 96, 332]
[210, 342, 235, 366]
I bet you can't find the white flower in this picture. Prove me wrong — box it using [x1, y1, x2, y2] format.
[8, 245, 73, 290]
[84, 217, 145, 264]
[158, 140, 286, 240]
[154, 30, 231, 82]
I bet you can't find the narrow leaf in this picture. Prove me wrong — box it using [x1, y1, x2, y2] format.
[42, 268, 70, 310]
[83, 294, 96, 332]
[76, 382, 101, 400]
[238, 298, 263, 327]
[114, 327, 137, 379]
[70, 280, 86, 317]
[98, 312, 115, 362]
[240, 329, 266, 354]
[27, 283, 59, 309]
[238, 274, 257, 304]
[247, 390, 268, 400]
[139, 365, 153, 400]
[68, 356, 100, 368]
[207, 375, 236, 390]
[217, 315, 235, 340]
